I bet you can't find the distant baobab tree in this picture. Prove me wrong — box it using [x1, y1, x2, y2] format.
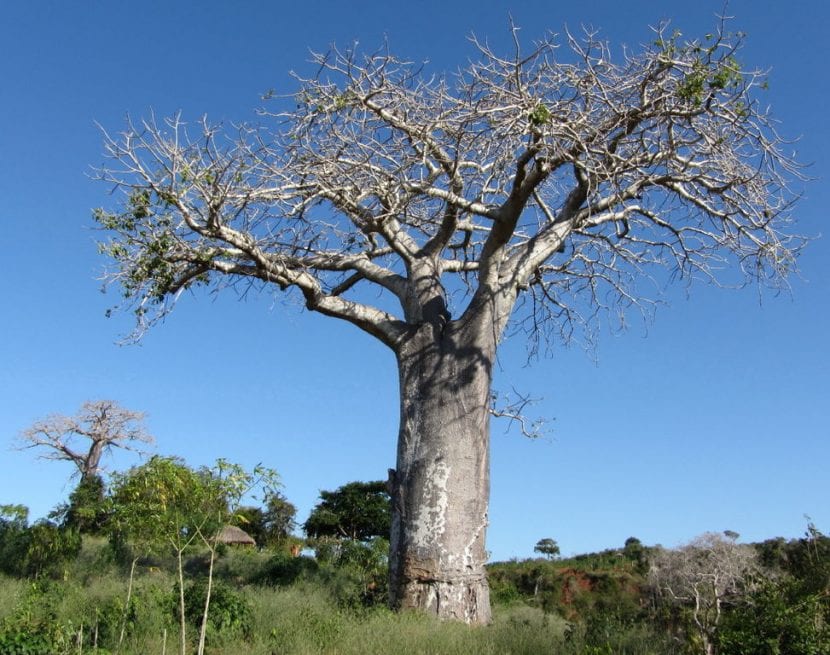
[18, 400, 154, 481]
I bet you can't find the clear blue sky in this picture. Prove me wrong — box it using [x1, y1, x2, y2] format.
[1, 0, 827, 561]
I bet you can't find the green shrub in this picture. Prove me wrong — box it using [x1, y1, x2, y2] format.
[211, 546, 271, 583]
[252, 553, 319, 586]
[719, 579, 830, 655]
[181, 578, 253, 638]
[0, 623, 60, 655]
[23, 523, 82, 579]
[0, 582, 77, 655]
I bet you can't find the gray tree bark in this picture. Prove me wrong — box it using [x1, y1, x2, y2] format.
[388, 314, 496, 624]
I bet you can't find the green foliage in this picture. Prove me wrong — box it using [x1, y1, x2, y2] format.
[66, 536, 118, 584]
[723, 526, 830, 655]
[534, 537, 560, 560]
[109, 456, 228, 556]
[304, 480, 390, 541]
[319, 537, 389, 608]
[1, 529, 825, 655]
[93, 194, 186, 306]
[622, 536, 648, 574]
[58, 474, 109, 534]
[108, 456, 280, 654]
[0, 507, 30, 577]
[0, 582, 76, 655]
[235, 491, 297, 548]
[563, 614, 672, 655]
[23, 521, 81, 578]
[719, 579, 830, 655]
[3, 487, 828, 655]
[181, 578, 252, 638]
[0, 558, 178, 653]
[263, 491, 298, 540]
[253, 553, 320, 587]
[528, 102, 551, 126]
[651, 27, 748, 110]
[780, 526, 830, 594]
[0, 621, 67, 655]
[0, 505, 28, 528]
[487, 553, 645, 626]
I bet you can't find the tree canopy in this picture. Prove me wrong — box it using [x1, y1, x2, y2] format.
[534, 538, 560, 560]
[304, 480, 391, 542]
[235, 491, 297, 547]
[95, 23, 803, 351]
[18, 400, 154, 481]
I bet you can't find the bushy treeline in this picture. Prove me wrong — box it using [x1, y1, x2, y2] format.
[1, 456, 828, 654]
[490, 529, 830, 655]
[0, 536, 571, 655]
[2, 527, 828, 655]
[0, 456, 400, 654]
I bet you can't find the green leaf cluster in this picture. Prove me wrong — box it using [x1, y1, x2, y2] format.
[677, 56, 743, 106]
[654, 29, 747, 109]
[303, 480, 390, 542]
[528, 102, 551, 127]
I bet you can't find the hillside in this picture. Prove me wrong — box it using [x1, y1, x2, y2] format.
[1, 527, 827, 654]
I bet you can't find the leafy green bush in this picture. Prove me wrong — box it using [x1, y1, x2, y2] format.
[313, 538, 388, 608]
[210, 545, 271, 583]
[0, 581, 76, 655]
[718, 579, 830, 655]
[60, 474, 109, 534]
[181, 578, 253, 638]
[252, 553, 319, 586]
[0, 623, 60, 655]
[22, 523, 82, 579]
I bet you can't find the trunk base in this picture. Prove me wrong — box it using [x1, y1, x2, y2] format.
[397, 576, 491, 624]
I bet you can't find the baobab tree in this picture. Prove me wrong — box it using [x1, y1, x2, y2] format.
[94, 21, 805, 623]
[18, 400, 154, 481]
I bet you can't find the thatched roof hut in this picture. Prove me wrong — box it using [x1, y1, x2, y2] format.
[215, 525, 256, 547]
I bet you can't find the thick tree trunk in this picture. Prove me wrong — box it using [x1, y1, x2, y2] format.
[388, 317, 494, 624]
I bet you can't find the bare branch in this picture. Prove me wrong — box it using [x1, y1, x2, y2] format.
[648, 532, 761, 652]
[489, 387, 548, 439]
[94, 21, 807, 353]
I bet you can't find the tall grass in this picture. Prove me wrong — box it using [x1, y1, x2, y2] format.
[242, 586, 569, 655]
[0, 539, 673, 655]
[0, 574, 28, 623]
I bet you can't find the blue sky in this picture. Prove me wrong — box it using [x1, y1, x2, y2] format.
[0, 0, 827, 561]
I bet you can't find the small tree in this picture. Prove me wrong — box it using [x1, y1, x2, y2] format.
[109, 456, 223, 655]
[304, 480, 391, 542]
[193, 460, 279, 655]
[263, 491, 298, 542]
[648, 532, 760, 655]
[236, 490, 297, 549]
[109, 456, 277, 655]
[534, 538, 560, 560]
[623, 536, 648, 573]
